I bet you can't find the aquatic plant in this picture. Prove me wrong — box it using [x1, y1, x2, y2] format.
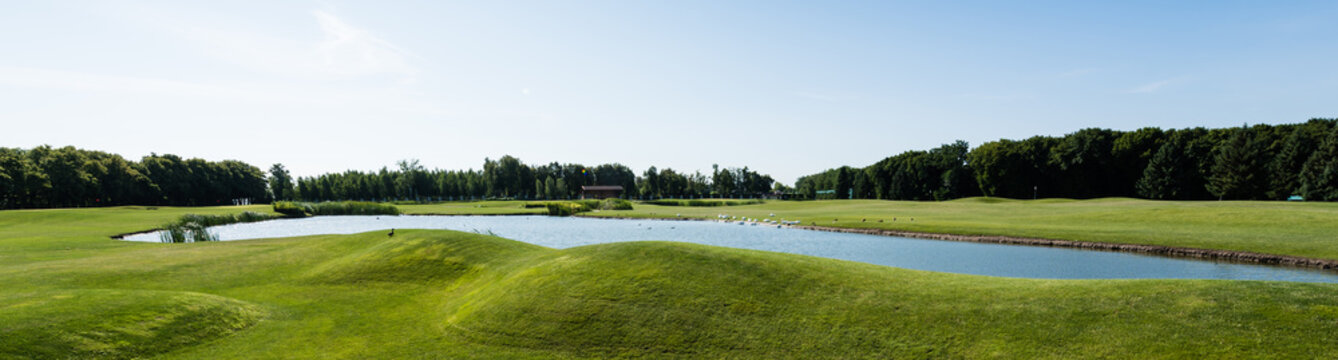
[159, 211, 278, 243]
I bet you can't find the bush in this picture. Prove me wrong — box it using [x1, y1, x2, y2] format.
[309, 201, 401, 216]
[273, 201, 400, 217]
[273, 201, 311, 217]
[540, 199, 632, 215]
[545, 202, 584, 216]
[599, 198, 634, 210]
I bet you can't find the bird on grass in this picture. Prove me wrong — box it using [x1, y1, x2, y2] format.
[388, 228, 395, 237]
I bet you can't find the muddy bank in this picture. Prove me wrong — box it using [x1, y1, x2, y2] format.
[583, 214, 1338, 271]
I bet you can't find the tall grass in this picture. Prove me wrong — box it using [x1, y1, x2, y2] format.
[310, 201, 401, 216]
[272, 201, 401, 217]
[534, 199, 634, 216]
[642, 199, 765, 207]
[159, 211, 278, 243]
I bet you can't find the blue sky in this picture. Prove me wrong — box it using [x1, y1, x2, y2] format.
[2, 1, 1335, 184]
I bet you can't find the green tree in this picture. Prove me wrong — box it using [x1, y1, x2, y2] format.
[268, 164, 295, 201]
[1206, 126, 1264, 200]
[640, 166, 659, 198]
[1268, 120, 1333, 199]
[1137, 140, 1188, 200]
[543, 176, 556, 199]
[1299, 126, 1338, 201]
[834, 167, 852, 199]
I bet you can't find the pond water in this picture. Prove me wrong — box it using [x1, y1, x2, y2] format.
[123, 215, 1338, 283]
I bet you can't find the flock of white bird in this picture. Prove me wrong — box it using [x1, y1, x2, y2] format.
[714, 213, 801, 228]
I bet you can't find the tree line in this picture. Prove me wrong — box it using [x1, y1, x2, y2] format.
[11, 118, 1335, 209]
[280, 155, 776, 202]
[0, 146, 267, 209]
[796, 118, 1338, 201]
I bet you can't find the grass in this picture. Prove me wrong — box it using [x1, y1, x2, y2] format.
[3, 202, 1338, 358]
[641, 198, 766, 207]
[576, 197, 1338, 261]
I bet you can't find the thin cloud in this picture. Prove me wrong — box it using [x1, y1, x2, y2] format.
[312, 11, 417, 77]
[160, 10, 417, 80]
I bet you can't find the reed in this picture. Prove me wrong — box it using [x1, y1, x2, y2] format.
[159, 211, 278, 243]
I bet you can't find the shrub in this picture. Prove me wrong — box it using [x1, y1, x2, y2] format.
[273, 201, 400, 217]
[545, 202, 584, 216]
[309, 201, 401, 216]
[273, 201, 311, 217]
[599, 198, 634, 210]
[540, 199, 632, 215]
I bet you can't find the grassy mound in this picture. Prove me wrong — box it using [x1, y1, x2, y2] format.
[0, 289, 265, 359]
[443, 240, 1338, 358]
[303, 230, 546, 284]
[948, 196, 1017, 203]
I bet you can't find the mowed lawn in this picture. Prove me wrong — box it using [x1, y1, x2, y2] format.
[574, 198, 1338, 261]
[2, 203, 1338, 358]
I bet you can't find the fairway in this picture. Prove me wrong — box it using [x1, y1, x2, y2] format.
[3, 205, 1338, 358]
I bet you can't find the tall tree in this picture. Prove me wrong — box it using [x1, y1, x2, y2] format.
[834, 167, 852, 199]
[1268, 120, 1332, 199]
[268, 163, 295, 201]
[1206, 126, 1264, 200]
[1299, 126, 1338, 201]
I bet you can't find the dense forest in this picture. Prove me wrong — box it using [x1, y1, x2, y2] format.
[283, 156, 776, 202]
[0, 148, 775, 209]
[796, 118, 1338, 201]
[0, 146, 267, 209]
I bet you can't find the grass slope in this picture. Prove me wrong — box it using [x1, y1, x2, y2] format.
[4, 206, 1338, 358]
[572, 198, 1338, 261]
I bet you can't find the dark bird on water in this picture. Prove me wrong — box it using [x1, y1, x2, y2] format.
[388, 228, 395, 237]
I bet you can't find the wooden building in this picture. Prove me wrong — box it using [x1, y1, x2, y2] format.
[579, 185, 624, 200]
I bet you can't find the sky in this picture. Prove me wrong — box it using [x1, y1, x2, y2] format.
[2, 1, 1336, 184]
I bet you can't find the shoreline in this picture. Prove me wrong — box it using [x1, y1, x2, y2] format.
[110, 228, 161, 240]
[581, 214, 1338, 271]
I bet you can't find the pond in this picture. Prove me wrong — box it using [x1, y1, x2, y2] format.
[123, 215, 1338, 283]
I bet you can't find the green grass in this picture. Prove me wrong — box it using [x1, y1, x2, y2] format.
[577, 197, 1338, 261]
[3, 204, 1338, 358]
[641, 198, 766, 207]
